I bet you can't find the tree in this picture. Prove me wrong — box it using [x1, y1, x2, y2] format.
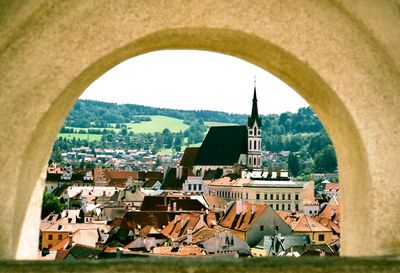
[41, 192, 63, 219]
[288, 152, 300, 177]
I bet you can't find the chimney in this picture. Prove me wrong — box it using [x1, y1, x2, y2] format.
[276, 168, 281, 178]
[235, 200, 243, 215]
[176, 166, 183, 179]
[68, 233, 73, 248]
[187, 227, 193, 244]
[242, 202, 248, 214]
[331, 209, 336, 219]
[251, 204, 257, 215]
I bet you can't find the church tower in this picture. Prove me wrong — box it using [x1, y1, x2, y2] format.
[247, 81, 262, 169]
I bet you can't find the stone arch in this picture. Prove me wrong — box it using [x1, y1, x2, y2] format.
[0, 1, 399, 259]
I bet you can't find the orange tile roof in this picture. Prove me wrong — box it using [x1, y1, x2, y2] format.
[324, 183, 339, 192]
[219, 202, 267, 232]
[152, 245, 205, 256]
[160, 213, 203, 239]
[290, 215, 331, 233]
[203, 194, 228, 211]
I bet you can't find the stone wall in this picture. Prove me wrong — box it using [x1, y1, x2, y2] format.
[0, 0, 399, 259]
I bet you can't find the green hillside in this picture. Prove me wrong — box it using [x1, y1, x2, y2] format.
[126, 115, 189, 133]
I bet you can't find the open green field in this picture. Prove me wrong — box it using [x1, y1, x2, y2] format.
[59, 116, 236, 143]
[126, 115, 190, 133]
[58, 133, 102, 141]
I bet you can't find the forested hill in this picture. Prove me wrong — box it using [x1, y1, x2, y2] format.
[66, 100, 323, 135]
[57, 99, 337, 175]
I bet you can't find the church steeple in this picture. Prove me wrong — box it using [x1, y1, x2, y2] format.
[247, 80, 262, 170]
[248, 82, 262, 128]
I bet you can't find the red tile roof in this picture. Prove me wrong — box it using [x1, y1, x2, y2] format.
[324, 183, 339, 192]
[219, 202, 267, 232]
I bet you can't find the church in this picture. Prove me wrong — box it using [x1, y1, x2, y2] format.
[192, 84, 263, 177]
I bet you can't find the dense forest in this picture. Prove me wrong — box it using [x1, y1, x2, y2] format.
[53, 100, 337, 176]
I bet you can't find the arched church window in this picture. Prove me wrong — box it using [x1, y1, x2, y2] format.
[258, 130, 261, 136]
[254, 157, 257, 166]
[249, 157, 251, 165]
[254, 140, 257, 149]
[249, 140, 252, 150]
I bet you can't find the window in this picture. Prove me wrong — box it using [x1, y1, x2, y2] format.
[249, 157, 251, 165]
[48, 234, 53, 240]
[270, 194, 273, 200]
[249, 141, 252, 149]
[288, 194, 291, 200]
[254, 140, 257, 149]
[256, 194, 260, 200]
[254, 157, 256, 165]
[295, 204, 299, 211]
[241, 193, 243, 199]
[282, 194, 285, 200]
[295, 194, 299, 200]
[198, 185, 202, 191]
[188, 184, 192, 191]
[264, 194, 268, 200]
[258, 130, 261, 136]
[58, 234, 62, 240]
[275, 204, 279, 210]
[288, 204, 291, 211]
[260, 225, 264, 231]
[318, 234, 325, 241]
[193, 184, 197, 191]
[246, 193, 248, 199]
[276, 194, 280, 200]
[249, 129, 253, 135]
[282, 204, 285, 210]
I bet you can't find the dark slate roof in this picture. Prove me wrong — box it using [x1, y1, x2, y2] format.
[140, 196, 207, 212]
[180, 147, 200, 168]
[202, 169, 223, 180]
[248, 87, 262, 128]
[194, 126, 248, 166]
[67, 244, 102, 259]
[138, 171, 163, 188]
[160, 167, 188, 190]
[46, 173, 62, 182]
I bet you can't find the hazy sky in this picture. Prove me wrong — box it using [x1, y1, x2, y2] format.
[81, 50, 308, 115]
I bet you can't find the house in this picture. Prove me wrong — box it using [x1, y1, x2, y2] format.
[182, 176, 206, 194]
[63, 244, 103, 260]
[40, 215, 111, 249]
[207, 174, 306, 212]
[140, 195, 207, 212]
[250, 234, 310, 257]
[160, 213, 209, 242]
[278, 211, 333, 244]
[108, 185, 145, 209]
[322, 183, 340, 199]
[192, 227, 250, 255]
[219, 200, 292, 247]
[93, 168, 139, 188]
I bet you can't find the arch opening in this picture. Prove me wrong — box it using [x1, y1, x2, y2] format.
[12, 28, 370, 260]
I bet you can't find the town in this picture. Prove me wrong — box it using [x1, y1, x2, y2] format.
[39, 87, 339, 260]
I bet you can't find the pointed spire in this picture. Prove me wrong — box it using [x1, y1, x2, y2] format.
[248, 78, 262, 127]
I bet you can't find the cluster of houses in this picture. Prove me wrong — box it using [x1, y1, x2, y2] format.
[61, 147, 183, 172]
[40, 86, 340, 259]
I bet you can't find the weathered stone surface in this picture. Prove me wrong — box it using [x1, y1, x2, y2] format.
[0, 0, 399, 260]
